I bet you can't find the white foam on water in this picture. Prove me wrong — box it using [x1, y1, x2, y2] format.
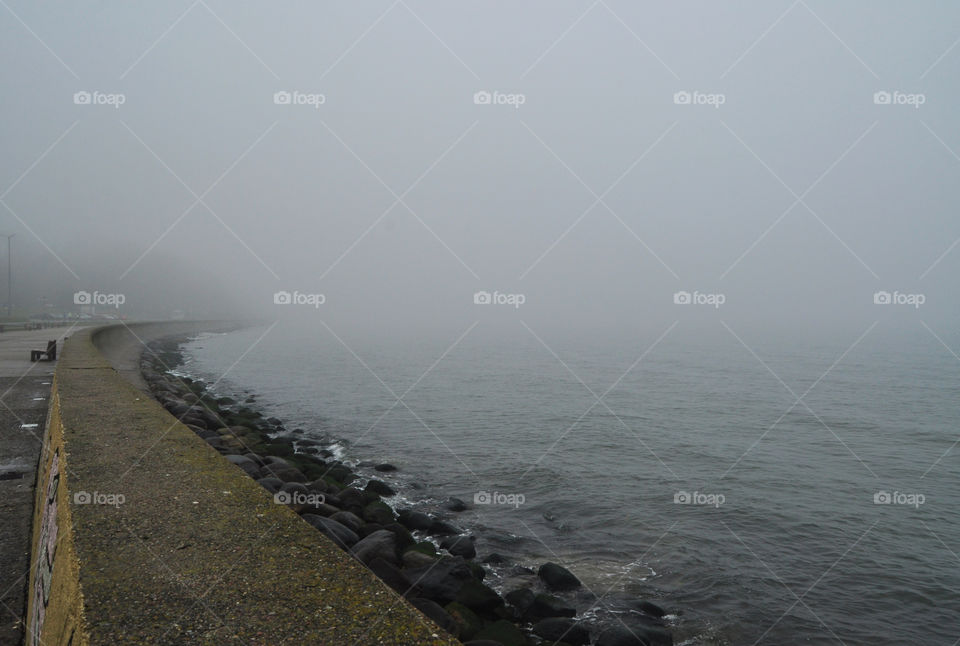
[20, 423, 38, 429]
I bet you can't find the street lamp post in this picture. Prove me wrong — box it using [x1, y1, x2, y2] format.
[2, 234, 12, 318]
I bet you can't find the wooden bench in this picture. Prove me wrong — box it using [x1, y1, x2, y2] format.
[30, 340, 57, 362]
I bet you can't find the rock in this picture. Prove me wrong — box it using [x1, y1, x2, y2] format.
[375, 462, 397, 472]
[445, 497, 467, 512]
[472, 619, 526, 646]
[440, 535, 477, 559]
[365, 479, 396, 496]
[527, 593, 576, 620]
[384, 523, 414, 553]
[403, 550, 438, 569]
[362, 501, 396, 525]
[409, 597, 458, 637]
[596, 625, 673, 646]
[403, 557, 473, 604]
[295, 502, 338, 517]
[225, 454, 261, 478]
[398, 509, 433, 531]
[504, 587, 534, 614]
[305, 479, 328, 493]
[455, 579, 503, 613]
[280, 482, 308, 495]
[538, 562, 582, 591]
[302, 514, 359, 549]
[635, 600, 667, 618]
[532, 617, 591, 645]
[482, 553, 507, 564]
[445, 601, 483, 641]
[329, 511, 364, 533]
[368, 557, 412, 596]
[352, 529, 398, 566]
[429, 519, 462, 536]
[256, 477, 284, 493]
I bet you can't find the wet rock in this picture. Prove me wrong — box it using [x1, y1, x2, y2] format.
[403, 557, 473, 604]
[504, 587, 534, 615]
[538, 562, 582, 591]
[375, 462, 397, 472]
[352, 529, 398, 566]
[398, 509, 433, 531]
[455, 579, 503, 613]
[329, 511, 364, 533]
[429, 519, 462, 536]
[365, 479, 396, 497]
[482, 553, 507, 565]
[472, 619, 526, 646]
[532, 617, 590, 645]
[225, 454, 261, 478]
[527, 593, 576, 620]
[596, 624, 673, 646]
[445, 602, 483, 641]
[635, 600, 667, 618]
[445, 497, 467, 512]
[402, 549, 438, 569]
[256, 477, 283, 494]
[440, 535, 477, 559]
[409, 597, 458, 637]
[302, 514, 359, 549]
[362, 501, 396, 525]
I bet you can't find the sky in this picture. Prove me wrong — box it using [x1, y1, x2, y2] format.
[1, 1, 958, 338]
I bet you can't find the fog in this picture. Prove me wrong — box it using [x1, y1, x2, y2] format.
[2, 1, 958, 339]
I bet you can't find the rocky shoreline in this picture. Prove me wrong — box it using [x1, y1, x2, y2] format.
[140, 334, 674, 646]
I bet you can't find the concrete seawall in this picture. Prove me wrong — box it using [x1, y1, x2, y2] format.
[27, 323, 458, 645]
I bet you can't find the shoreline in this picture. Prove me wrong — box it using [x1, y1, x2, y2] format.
[141, 331, 675, 646]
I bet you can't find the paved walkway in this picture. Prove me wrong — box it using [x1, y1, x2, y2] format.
[0, 327, 78, 646]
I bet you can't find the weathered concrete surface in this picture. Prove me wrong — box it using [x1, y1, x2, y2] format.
[0, 327, 77, 646]
[28, 324, 458, 646]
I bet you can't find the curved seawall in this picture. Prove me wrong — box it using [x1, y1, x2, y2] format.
[27, 322, 456, 645]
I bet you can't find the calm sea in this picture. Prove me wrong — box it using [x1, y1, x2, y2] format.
[178, 321, 959, 645]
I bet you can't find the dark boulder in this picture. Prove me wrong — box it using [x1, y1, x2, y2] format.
[532, 617, 590, 645]
[429, 519, 462, 536]
[409, 597, 458, 637]
[454, 579, 503, 613]
[635, 600, 667, 618]
[504, 587, 534, 615]
[302, 514, 359, 549]
[445, 497, 467, 512]
[329, 511, 364, 533]
[256, 477, 284, 493]
[362, 501, 396, 525]
[596, 624, 673, 646]
[225, 454, 261, 478]
[403, 557, 473, 604]
[444, 602, 483, 641]
[538, 562, 582, 591]
[365, 479, 396, 497]
[352, 529, 399, 566]
[440, 535, 477, 559]
[374, 463, 397, 472]
[527, 593, 576, 620]
[398, 509, 433, 531]
[472, 619, 526, 646]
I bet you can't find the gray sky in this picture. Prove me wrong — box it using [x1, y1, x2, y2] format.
[1, 1, 958, 336]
